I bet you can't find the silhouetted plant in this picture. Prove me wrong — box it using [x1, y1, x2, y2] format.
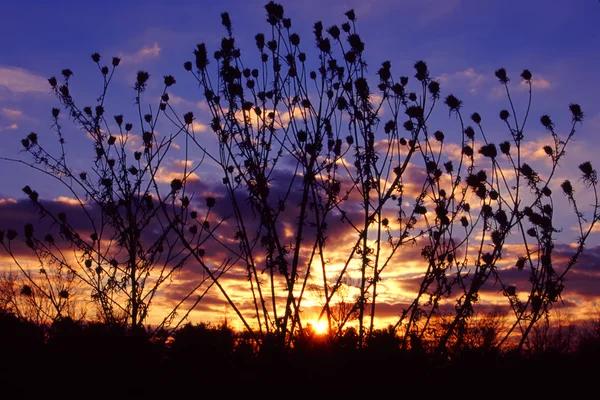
[0, 269, 84, 325]
[529, 311, 578, 354]
[171, 2, 598, 353]
[1, 56, 195, 332]
[0, 1, 597, 357]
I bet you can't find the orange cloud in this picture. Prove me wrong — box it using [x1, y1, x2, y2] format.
[155, 167, 200, 184]
[191, 121, 208, 132]
[0, 123, 18, 132]
[119, 43, 161, 64]
[53, 196, 83, 206]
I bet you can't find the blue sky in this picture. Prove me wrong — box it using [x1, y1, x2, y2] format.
[2, 0, 599, 197]
[1, 0, 600, 328]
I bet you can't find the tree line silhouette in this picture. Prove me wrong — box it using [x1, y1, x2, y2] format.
[1, 311, 599, 397]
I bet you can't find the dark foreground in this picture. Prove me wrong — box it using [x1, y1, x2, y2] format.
[1, 315, 597, 399]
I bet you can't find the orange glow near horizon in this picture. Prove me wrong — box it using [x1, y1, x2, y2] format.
[312, 319, 328, 335]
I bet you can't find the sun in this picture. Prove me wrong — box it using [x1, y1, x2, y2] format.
[312, 319, 328, 335]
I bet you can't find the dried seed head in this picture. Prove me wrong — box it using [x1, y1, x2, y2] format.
[164, 75, 176, 87]
[170, 179, 183, 192]
[327, 25, 341, 40]
[444, 94, 462, 112]
[462, 145, 473, 157]
[194, 43, 209, 70]
[221, 12, 232, 32]
[561, 180, 573, 195]
[579, 161, 596, 182]
[135, 71, 150, 92]
[414, 60, 429, 82]
[479, 143, 497, 158]
[569, 103, 583, 122]
[428, 80, 440, 98]
[516, 257, 527, 271]
[464, 126, 475, 139]
[521, 69, 532, 81]
[495, 68, 509, 84]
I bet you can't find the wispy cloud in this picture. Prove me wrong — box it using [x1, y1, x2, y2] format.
[0, 123, 18, 132]
[119, 43, 161, 64]
[155, 167, 200, 184]
[167, 94, 208, 111]
[521, 75, 552, 90]
[439, 69, 552, 100]
[191, 121, 208, 132]
[0, 66, 48, 93]
[491, 74, 553, 98]
[2, 108, 23, 119]
[53, 196, 83, 206]
[437, 68, 487, 94]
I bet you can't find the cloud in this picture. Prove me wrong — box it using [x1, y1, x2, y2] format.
[0, 123, 18, 132]
[438, 69, 551, 100]
[166, 94, 189, 106]
[0, 66, 49, 93]
[154, 167, 200, 184]
[437, 68, 487, 94]
[191, 122, 208, 132]
[491, 74, 553, 98]
[521, 76, 552, 90]
[2, 108, 23, 119]
[2, 142, 599, 330]
[119, 43, 161, 64]
[173, 159, 194, 169]
[165, 95, 208, 112]
[519, 136, 559, 163]
[53, 196, 83, 206]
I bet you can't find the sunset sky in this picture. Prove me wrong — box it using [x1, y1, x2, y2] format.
[1, 0, 600, 331]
